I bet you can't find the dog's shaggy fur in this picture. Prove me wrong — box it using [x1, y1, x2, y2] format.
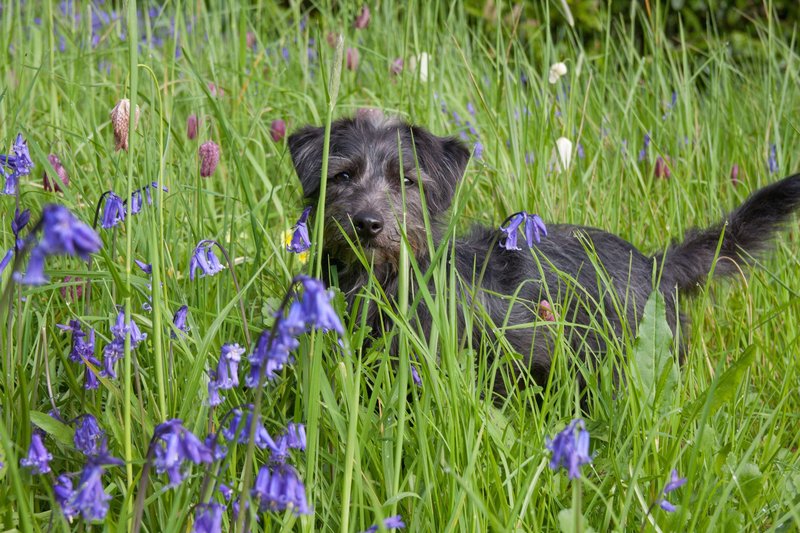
[289, 112, 800, 396]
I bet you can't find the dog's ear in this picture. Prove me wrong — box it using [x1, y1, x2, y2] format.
[410, 126, 471, 212]
[288, 125, 325, 197]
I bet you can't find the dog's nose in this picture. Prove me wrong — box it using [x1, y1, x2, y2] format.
[353, 211, 384, 239]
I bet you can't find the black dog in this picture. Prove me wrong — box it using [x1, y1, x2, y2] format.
[288, 111, 800, 396]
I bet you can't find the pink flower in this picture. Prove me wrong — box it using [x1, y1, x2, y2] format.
[270, 119, 287, 142]
[110, 98, 140, 152]
[208, 83, 224, 98]
[43, 154, 69, 192]
[187, 114, 199, 140]
[354, 5, 370, 29]
[199, 141, 220, 177]
[730, 163, 740, 186]
[326, 32, 339, 47]
[655, 156, 671, 179]
[60, 276, 84, 301]
[346, 47, 359, 71]
[390, 57, 403, 76]
[538, 300, 557, 322]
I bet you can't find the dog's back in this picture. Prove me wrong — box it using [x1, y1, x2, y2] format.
[288, 114, 800, 395]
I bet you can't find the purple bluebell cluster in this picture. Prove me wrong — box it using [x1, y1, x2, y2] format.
[270, 422, 307, 463]
[98, 183, 167, 230]
[193, 503, 224, 533]
[246, 276, 343, 386]
[12, 207, 30, 246]
[545, 418, 592, 480]
[152, 419, 214, 486]
[1, 133, 34, 195]
[55, 448, 123, 523]
[361, 515, 406, 533]
[222, 408, 277, 450]
[208, 344, 245, 406]
[251, 463, 311, 514]
[57, 320, 100, 389]
[658, 469, 687, 512]
[499, 212, 547, 251]
[14, 205, 102, 285]
[74, 414, 104, 456]
[189, 240, 226, 280]
[287, 206, 312, 253]
[101, 307, 147, 379]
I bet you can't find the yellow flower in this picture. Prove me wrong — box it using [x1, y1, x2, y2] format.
[284, 229, 309, 264]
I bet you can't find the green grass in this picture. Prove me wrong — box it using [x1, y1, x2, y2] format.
[1, 1, 799, 531]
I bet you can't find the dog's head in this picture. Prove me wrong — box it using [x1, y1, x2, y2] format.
[288, 110, 470, 267]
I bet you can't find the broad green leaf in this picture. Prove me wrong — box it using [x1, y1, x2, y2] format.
[30, 411, 74, 447]
[632, 291, 677, 411]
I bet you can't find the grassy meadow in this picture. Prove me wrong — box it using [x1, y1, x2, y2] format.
[1, 1, 799, 531]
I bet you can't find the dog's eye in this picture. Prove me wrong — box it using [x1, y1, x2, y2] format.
[332, 171, 351, 182]
[403, 177, 415, 186]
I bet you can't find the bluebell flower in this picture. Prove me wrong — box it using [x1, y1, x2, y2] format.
[473, 142, 483, 160]
[287, 206, 312, 253]
[130, 189, 143, 215]
[499, 212, 547, 251]
[100, 192, 126, 229]
[67, 461, 113, 521]
[221, 408, 277, 451]
[208, 435, 228, 462]
[768, 144, 778, 173]
[20, 431, 52, 474]
[545, 418, 592, 480]
[171, 305, 189, 337]
[193, 503, 223, 533]
[467, 102, 476, 116]
[11, 207, 30, 239]
[189, 241, 225, 280]
[577, 143, 585, 159]
[410, 363, 422, 387]
[298, 275, 344, 334]
[110, 307, 147, 348]
[0, 249, 12, 275]
[524, 214, 547, 245]
[101, 340, 124, 379]
[638, 133, 651, 161]
[15, 247, 48, 285]
[74, 414, 104, 456]
[361, 515, 406, 533]
[251, 463, 311, 515]
[525, 152, 535, 165]
[31, 205, 103, 261]
[0, 133, 34, 195]
[134, 259, 152, 275]
[272, 422, 307, 463]
[152, 419, 214, 486]
[658, 469, 687, 512]
[452, 111, 462, 126]
[498, 213, 525, 251]
[54, 474, 79, 521]
[219, 483, 233, 501]
[214, 343, 244, 390]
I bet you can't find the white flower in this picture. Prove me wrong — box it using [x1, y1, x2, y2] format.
[548, 62, 568, 84]
[409, 52, 430, 82]
[554, 137, 572, 171]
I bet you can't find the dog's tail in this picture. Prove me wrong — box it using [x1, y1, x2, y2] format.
[658, 173, 800, 295]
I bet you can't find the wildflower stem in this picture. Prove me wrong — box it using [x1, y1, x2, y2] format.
[235, 281, 298, 532]
[573, 480, 583, 533]
[124, 0, 140, 523]
[211, 241, 251, 348]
